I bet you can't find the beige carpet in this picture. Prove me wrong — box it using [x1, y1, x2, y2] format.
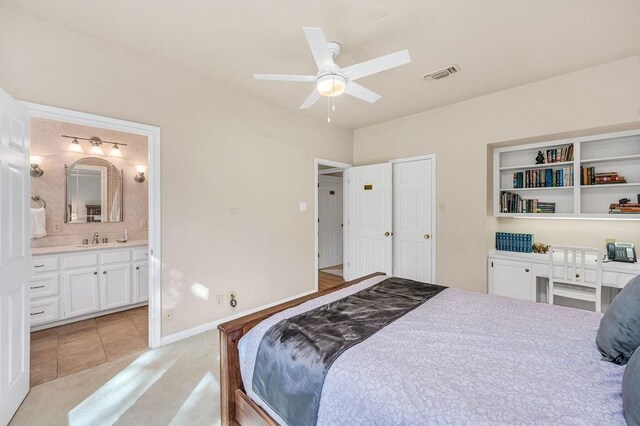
[10, 330, 220, 426]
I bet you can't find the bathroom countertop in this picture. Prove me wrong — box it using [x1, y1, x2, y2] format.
[32, 240, 148, 256]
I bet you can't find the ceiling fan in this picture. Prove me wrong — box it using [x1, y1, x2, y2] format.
[254, 27, 411, 110]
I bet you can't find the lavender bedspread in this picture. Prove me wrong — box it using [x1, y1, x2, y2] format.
[238, 276, 626, 425]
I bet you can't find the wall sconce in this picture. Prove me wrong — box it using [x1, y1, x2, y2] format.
[134, 165, 147, 183]
[30, 155, 45, 177]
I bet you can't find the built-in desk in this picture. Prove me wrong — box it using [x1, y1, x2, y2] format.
[488, 250, 640, 312]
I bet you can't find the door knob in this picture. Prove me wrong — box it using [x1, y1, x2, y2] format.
[424, 234, 430, 240]
[384, 231, 390, 237]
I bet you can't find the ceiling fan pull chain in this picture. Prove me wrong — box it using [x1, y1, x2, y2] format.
[327, 96, 331, 123]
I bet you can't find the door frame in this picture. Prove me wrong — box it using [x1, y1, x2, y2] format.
[389, 154, 437, 282]
[23, 102, 162, 349]
[314, 158, 351, 290]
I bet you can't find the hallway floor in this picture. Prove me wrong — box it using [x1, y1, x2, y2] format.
[30, 306, 148, 387]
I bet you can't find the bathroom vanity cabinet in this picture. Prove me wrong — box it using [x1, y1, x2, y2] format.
[30, 242, 148, 329]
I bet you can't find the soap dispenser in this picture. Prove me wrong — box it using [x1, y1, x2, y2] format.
[117, 228, 128, 243]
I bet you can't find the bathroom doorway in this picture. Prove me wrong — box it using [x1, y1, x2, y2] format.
[25, 104, 161, 387]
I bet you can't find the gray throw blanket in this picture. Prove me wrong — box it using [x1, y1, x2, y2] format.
[252, 277, 446, 426]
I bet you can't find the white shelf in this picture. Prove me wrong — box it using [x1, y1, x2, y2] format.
[500, 186, 573, 192]
[494, 129, 640, 219]
[581, 182, 640, 188]
[499, 161, 573, 171]
[581, 154, 640, 164]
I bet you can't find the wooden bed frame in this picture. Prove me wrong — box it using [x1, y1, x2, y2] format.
[217, 273, 385, 426]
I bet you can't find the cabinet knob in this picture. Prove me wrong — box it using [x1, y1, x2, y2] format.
[576, 273, 580, 278]
[93, 272, 98, 275]
[103, 271, 107, 275]
[384, 231, 390, 237]
[136, 266, 140, 270]
[424, 234, 430, 240]
[525, 268, 530, 272]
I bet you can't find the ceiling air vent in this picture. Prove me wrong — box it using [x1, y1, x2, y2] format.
[423, 64, 461, 82]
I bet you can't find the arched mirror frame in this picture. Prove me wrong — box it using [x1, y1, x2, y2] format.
[64, 157, 124, 223]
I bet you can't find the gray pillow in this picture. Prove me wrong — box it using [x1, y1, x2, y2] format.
[623, 349, 640, 426]
[596, 274, 640, 365]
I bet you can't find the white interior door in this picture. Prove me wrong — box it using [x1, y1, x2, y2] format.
[0, 88, 30, 425]
[318, 175, 343, 269]
[392, 159, 434, 282]
[346, 163, 393, 280]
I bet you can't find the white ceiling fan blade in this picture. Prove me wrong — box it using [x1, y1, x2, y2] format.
[253, 74, 316, 82]
[299, 88, 321, 109]
[344, 82, 381, 103]
[343, 49, 411, 81]
[303, 27, 335, 70]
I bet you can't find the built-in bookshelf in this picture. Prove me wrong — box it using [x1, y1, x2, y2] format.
[494, 129, 640, 219]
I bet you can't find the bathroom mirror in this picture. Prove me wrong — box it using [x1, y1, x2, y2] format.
[65, 157, 123, 223]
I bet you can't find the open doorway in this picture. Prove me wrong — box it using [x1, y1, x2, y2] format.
[315, 159, 350, 292]
[28, 117, 151, 386]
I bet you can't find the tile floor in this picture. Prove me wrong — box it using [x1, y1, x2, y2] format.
[30, 306, 148, 387]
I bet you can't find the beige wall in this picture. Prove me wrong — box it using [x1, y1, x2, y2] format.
[30, 118, 149, 247]
[0, 7, 353, 336]
[354, 55, 640, 293]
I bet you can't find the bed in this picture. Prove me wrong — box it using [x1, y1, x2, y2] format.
[218, 273, 626, 425]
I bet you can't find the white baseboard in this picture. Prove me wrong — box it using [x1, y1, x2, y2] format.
[159, 289, 317, 347]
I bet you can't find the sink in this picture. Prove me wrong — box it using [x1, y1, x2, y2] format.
[75, 242, 128, 249]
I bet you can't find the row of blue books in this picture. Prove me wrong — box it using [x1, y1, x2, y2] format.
[496, 232, 533, 253]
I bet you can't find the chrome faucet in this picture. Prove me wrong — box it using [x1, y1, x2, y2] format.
[92, 232, 99, 244]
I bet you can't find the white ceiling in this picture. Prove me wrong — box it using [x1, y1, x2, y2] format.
[3, 0, 640, 129]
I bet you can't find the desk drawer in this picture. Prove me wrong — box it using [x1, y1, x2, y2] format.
[100, 249, 131, 265]
[32, 257, 59, 274]
[603, 271, 637, 289]
[30, 297, 60, 325]
[30, 273, 59, 298]
[63, 253, 98, 269]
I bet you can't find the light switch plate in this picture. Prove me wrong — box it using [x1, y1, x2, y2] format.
[299, 202, 307, 211]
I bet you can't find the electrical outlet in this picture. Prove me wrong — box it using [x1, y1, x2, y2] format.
[439, 202, 445, 211]
[165, 308, 174, 321]
[216, 294, 223, 307]
[53, 223, 61, 233]
[140, 219, 148, 229]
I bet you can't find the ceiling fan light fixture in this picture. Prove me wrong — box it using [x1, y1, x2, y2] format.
[316, 74, 346, 97]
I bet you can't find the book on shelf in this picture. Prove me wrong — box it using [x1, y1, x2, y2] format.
[500, 191, 556, 213]
[609, 203, 640, 214]
[581, 168, 627, 185]
[545, 144, 574, 164]
[496, 232, 534, 253]
[512, 166, 573, 188]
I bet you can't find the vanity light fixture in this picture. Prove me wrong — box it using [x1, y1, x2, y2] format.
[61, 135, 127, 157]
[134, 164, 147, 183]
[66, 138, 84, 153]
[30, 155, 45, 177]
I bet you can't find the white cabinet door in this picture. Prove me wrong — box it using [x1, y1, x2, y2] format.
[133, 262, 149, 303]
[63, 267, 100, 318]
[489, 258, 534, 301]
[100, 263, 131, 310]
[346, 163, 393, 280]
[392, 159, 433, 283]
[0, 87, 30, 425]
